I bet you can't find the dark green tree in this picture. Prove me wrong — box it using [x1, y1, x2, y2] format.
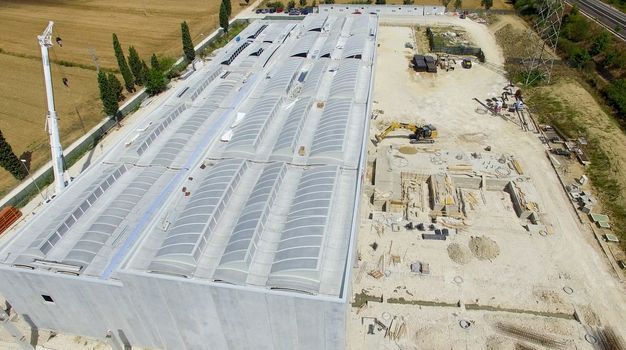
[98, 71, 119, 117]
[150, 53, 161, 71]
[562, 12, 592, 42]
[454, 0, 462, 9]
[481, 0, 493, 9]
[590, 31, 611, 56]
[604, 79, 626, 117]
[112, 33, 135, 92]
[324, 0, 334, 3]
[375, 0, 386, 4]
[571, 47, 591, 68]
[220, 2, 229, 33]
[299, 0, 307, 7]
[267, 1, 285, 8]
[287, 0, 296, 9]
[145, 67, 168, 96]
[128, 46, 145, 85]
[181, 21, 196, 62]
[222, 0, 232, 17]
[442, 0, 451, 8]
[602, 45, 626, 68]
[0, 129, 27, 180]
[141, 60, 150, 82]
[312, 0, 317, 6]
[107, 73, 124, 102]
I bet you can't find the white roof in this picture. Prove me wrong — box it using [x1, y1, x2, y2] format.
[0, 14, 377, 298]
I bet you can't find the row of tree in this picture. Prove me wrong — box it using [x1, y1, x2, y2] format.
[220, 0, 232, 33]
[98, 21, 198, 118]
[442, 0, 465, 9]
[556, 7, 626, 118]
[0, 130, 27, 180]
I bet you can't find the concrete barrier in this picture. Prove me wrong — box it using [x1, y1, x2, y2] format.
[318, 4, 446, 16]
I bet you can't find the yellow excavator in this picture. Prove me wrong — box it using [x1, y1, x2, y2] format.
[374, 122, 438, 144]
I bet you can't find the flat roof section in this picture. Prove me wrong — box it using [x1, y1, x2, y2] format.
[0, 14, 378, 298]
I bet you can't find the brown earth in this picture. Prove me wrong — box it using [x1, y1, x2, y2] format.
[0, 0, 246, 197]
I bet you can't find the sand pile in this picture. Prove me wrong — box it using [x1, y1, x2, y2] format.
[469, 236, 500, 261]
[447, 243, 472, 265]
[399, 146, 417, 154]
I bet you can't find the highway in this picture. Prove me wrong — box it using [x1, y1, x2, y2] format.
[567, 0, 626, 41]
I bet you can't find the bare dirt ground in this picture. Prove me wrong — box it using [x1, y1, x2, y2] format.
[0, 0, 248, 197]
[493, 15, 626, 256]
[533, 79, 626, 216]
[348, 17, 626, 350]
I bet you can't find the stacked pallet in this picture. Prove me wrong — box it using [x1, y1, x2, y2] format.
[0, 206, 21, 235]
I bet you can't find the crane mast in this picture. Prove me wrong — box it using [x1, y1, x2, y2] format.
[38, 21, 67, 196]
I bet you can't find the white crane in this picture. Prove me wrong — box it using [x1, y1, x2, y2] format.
[38, 21, 67, 196]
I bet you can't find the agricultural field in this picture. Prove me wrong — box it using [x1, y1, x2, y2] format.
[0, 0, 246, 197]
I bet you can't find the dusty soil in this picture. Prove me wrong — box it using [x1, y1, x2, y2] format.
[492, 15, 559, 68]
[349, 16, 626, 350]
[0, 0, 248, 196]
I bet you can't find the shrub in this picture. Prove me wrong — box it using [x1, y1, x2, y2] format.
[145, 67, 168, 96]
[604, 79, 626, 118]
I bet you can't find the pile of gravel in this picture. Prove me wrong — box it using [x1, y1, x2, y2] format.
[447, 243, 473, 265]
[469, 236, 500, 261]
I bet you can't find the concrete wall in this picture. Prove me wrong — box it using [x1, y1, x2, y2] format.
[318, 4, 445, 16]
[0, 267, 347, 349]
[451, 176, 481, 190]
[503, 181, 536, 220]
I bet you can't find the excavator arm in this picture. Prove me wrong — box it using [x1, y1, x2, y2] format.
[375, 122, 419, 143]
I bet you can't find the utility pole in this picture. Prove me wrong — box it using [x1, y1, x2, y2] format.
[38, 21, 67, 196]
[89, 47, 100, 73]
[20, 160, 46, 201]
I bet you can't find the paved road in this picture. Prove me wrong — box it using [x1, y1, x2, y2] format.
[567, 0, 626, 41]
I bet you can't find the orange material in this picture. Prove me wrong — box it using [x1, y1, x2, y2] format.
[0, 206, 22, 235]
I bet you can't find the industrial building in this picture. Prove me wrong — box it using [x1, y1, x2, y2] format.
[0, 13, 377, 349]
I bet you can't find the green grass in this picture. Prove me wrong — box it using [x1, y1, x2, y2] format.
[12, 131, 104, 209]
[200, 21, 249, 58]
[0, 47, 119, 73]
[526, 90, 626, 251]
[13, 172, 53, 209]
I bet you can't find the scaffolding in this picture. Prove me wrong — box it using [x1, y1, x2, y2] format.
[521, 0, 564, 85]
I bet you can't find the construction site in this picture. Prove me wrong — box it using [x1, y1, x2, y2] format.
[0, 4, 626, 350]
[347, 14, 626, 350]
